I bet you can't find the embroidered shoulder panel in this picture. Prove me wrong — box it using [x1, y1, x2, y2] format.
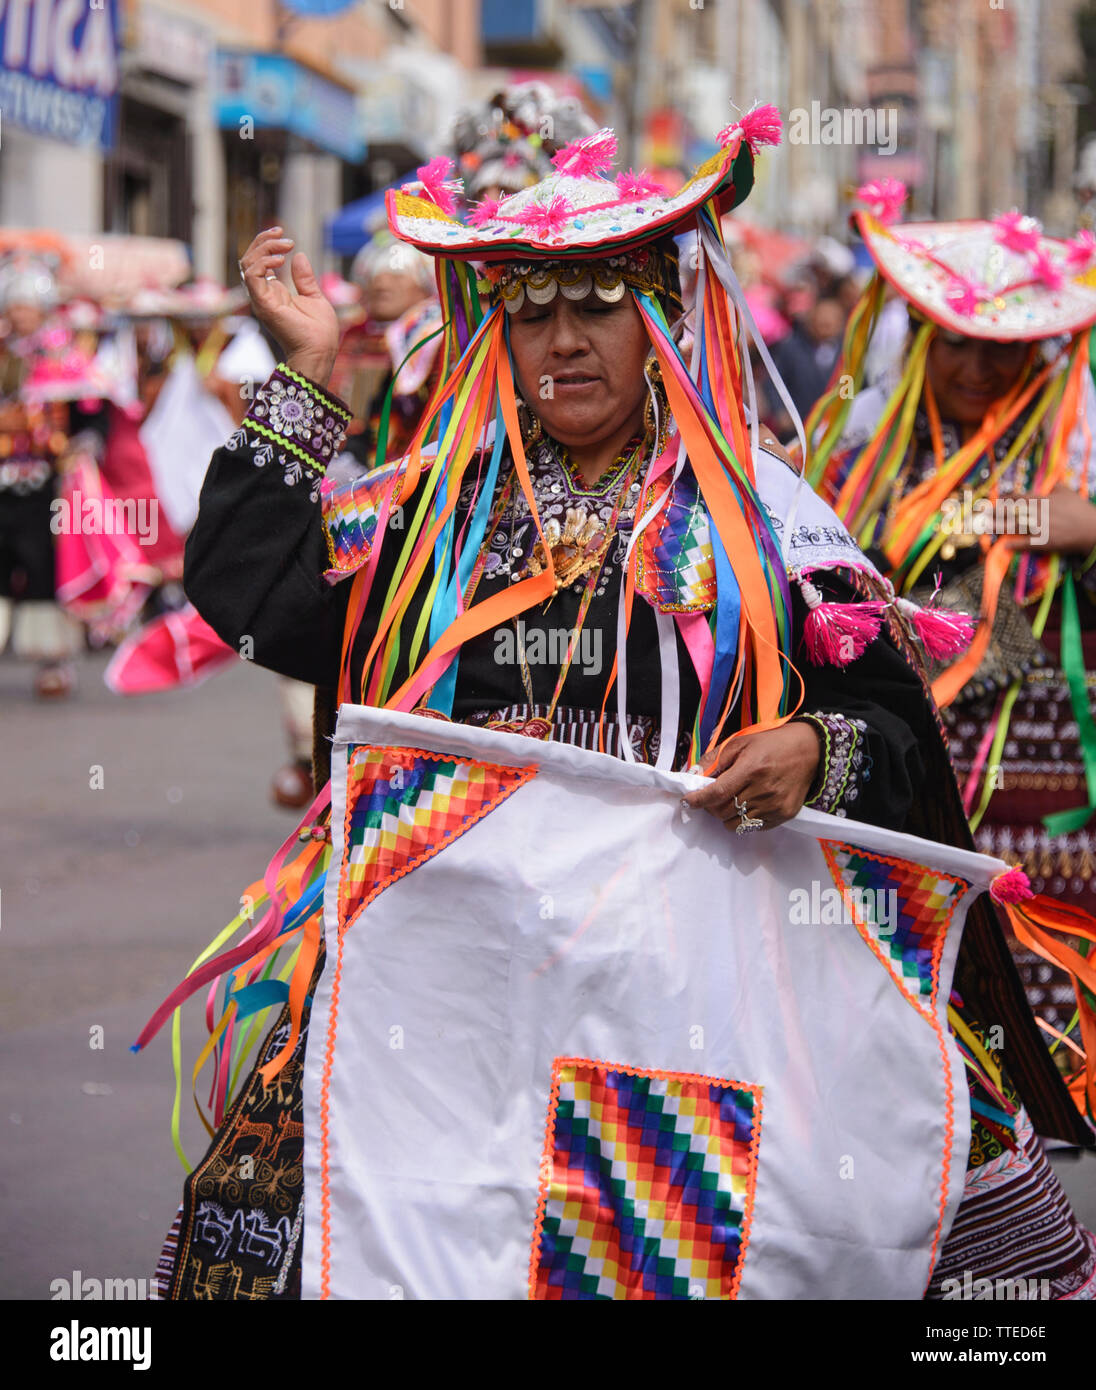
[322, 457, 405, 582]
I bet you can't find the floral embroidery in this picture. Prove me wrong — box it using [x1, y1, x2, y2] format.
[798, 712, 871, 817]
[240, 364, 352, 482]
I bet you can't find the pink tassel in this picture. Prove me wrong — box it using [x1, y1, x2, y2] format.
[616, 169, 666, 201]
[551, 129, 618, 178]
[798, 574, 884, 666]
[468, 196, 504, 228]
[1066, 229, 1096, 269]
[415, 156, 461, 214]
[989, 866, 1034, 905]
[519, 195, 575, 238]
[856, 178, 907, 225]
[945, 274, 985, 317]
[896, 596, 975, 660]
[718, 102, 783, 154]
[992, 211, 1042, 255]
[1031, 250, 1064, 291]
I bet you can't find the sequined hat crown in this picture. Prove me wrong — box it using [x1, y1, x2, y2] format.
[386, 106, 783, 268]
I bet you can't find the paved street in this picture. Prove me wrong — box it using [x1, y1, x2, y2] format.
[1, 645, 1094, 1301]
[1, 649, 294, 1299]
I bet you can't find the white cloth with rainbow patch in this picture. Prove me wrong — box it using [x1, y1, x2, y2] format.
[301, 706, 1004, 1300]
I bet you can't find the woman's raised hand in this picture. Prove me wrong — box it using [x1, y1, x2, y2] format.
[238, 228, 339, 388]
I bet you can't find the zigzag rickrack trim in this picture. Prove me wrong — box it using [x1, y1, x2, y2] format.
[279, 363, 352, 422]
[242, 418, 327, 476]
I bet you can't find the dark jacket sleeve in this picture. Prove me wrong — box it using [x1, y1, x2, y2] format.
[183, 365, 354, 685]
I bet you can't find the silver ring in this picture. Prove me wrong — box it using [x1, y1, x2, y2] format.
[264, 272, 276, 281]
[238, 259, 247, 284]
[733, 796, 763, 835]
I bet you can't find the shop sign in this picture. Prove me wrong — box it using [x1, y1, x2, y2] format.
[215, 50, 364, 164]
[0, 0, 121, 149]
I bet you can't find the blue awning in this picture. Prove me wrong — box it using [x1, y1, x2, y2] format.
[324, 182, 409, 256]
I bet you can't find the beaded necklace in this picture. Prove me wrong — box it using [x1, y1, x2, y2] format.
[449, 432, 649, 735]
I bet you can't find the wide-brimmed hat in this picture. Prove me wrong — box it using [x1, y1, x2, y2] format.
[853, 182, 1096, 341]
[386, 114, 770, 266]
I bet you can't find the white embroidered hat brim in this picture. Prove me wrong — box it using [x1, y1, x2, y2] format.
[386, 136, 754, 263]
[857, 212, 1096, 341]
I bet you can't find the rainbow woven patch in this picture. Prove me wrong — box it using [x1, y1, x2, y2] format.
[322, 460, 402, 579]
[820, 840, 970, 1016]
[531, 1059, 762, 1300]
[339, 745, 535, 934]
[635, 470, 716, 613]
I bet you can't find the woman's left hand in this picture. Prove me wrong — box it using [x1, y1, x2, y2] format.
[681, 722, 821, 832]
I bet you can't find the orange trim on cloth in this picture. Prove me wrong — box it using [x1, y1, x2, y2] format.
[818, 840, 968, 1290]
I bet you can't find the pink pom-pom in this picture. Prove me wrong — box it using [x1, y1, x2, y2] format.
[1031, 249, 1064, 291]
[615, 169, 666, 201]
[468, 196, 504, 228]
[896, 597, 975, 661]
[415, 156, 461, 214]
[945, 274, 984, 317]
[798, 574, 884, 666]
[519, 195, 575, 239]
[718, 102, 783, 155]
[993, 211, 1042, 255]
[1066, 229, 1096, 269]
[856, 178, 907, 225]
[551, 129, 618, 178]
[989, 866, 1034, 905]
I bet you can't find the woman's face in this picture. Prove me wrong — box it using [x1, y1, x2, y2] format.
[7, 301, 43, 338]
[925, 329, 1031, 429]
[507, 284, 650, 450]
[364, 270, 427, 324]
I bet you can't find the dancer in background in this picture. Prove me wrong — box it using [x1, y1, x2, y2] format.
[808, 182, 1096, 1057]
[0, 256, 92, 696]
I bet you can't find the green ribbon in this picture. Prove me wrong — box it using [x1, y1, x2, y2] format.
[372, 323, 445, 475]
[1043, 569, 1096, 835]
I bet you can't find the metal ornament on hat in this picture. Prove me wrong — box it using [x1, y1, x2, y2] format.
[489, 252, 665, 315]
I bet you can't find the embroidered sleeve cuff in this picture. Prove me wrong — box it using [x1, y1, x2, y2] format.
[233, 364, 352, 481]
[796, 712, 871, 818]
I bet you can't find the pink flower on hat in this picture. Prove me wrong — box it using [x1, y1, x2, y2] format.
[414, 157, 461, 215]
[1065, 229, 1096, 269]
[615, 169, 666, 202]
[519, 195, 576, 239]
[992, 211, 1042, 255]
[945, 274, 986, 317]
[717, 102, 783, 154]
[856, 178, 907, 225]
[550, 129, 618, 179]
[468, 196, 505, 229]
[1030, 250, 1063, 291]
